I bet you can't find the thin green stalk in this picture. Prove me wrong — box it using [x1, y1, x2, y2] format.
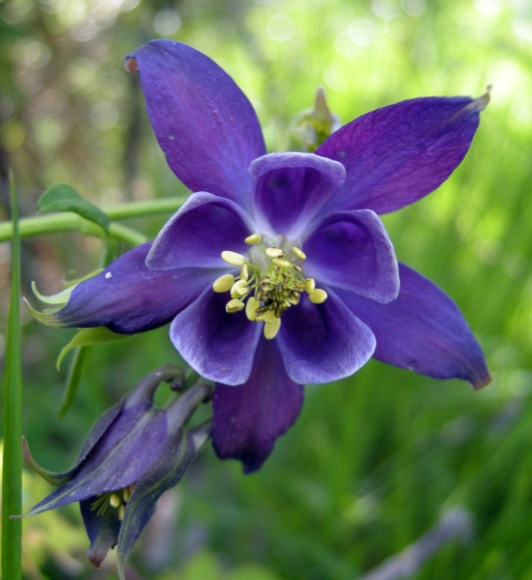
[0, 197, 186, 244]
[2, 174, 23, 580]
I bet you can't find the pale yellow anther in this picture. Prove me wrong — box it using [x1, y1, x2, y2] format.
[246, 296, 260, 321]
[265, 247, 284, 258]
[291, 246, 306, 260]
[109, 494, 120, 508]
[230, 280, 249, 298]
[309, 288, 328, 304]
[117, 505, 125, 521]
[221, 251, 246, 266]
[226, 299, 245, 313]
[240, 264, 249, 281]
[213, 274, 235, 293]
[305, 278, 316, 294]
[273, 258, 292, 268]
[264, 317, 281, 340]
[245, 233, 262, 245]
[123, 487, 131, 503]
[257, 310, 276, 323]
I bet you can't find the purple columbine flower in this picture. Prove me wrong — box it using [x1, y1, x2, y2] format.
[35, 40, 490, 473]
[21, 366, 212, 576]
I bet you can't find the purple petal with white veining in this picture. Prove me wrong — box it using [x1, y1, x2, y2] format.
[249, 152, 345, 236]
[317, 95, 487, 214]
[276, 289, 376, 384]
[127, 40, 266, 207]
[338, 263, 491, 389]
[303, 209, 399, 303]
[212, 339, 304, 473]
[170, 287, 261, 385]
[147, 193, 254, 271]
[52, 243, 216, 333]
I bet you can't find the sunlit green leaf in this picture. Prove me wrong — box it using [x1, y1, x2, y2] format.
[38, 183, 110, 233]
[57, 328, 129, 370]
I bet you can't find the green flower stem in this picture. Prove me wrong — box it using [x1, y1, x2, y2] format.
[2, 173, 23, 580]
[0, 197, 186, 246]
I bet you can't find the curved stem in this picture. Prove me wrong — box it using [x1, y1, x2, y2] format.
[0, 196, 186, 246]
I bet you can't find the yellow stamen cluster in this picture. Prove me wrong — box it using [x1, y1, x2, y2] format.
[214, 234, 328, 340]
[91, 483, 135, 521]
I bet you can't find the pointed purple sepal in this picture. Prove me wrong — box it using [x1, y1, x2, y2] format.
[51, 243, 214, 333]
[127, 40, 266, 207]
[339, 263, 491, 389]
[212, 339, 304, 473]
[317, 94, 488, 214]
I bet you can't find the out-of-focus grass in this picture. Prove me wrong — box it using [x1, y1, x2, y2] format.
[1, 0, 532, 578]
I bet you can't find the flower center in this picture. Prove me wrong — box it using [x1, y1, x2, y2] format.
[213, 233, 328, 340]
[91, 483, 135, 521]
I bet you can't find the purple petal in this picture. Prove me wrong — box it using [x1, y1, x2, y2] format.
[80, 499, 120, 567]
[276, 289, 376, 384]
[338, 263, 491, 389]
[22, 402, 125, 487]
[249, 152, 345, 236]
[170, 287, 261, 385]
[127, 40, 266, 207]
[27, 408, 168, 514]
[317, 95, 488, 214]
[212, 339, 304, 473]
[147, 193, 254, 271]
[52, 243, 215, 333]
[116, 429, 196, 577]
[303, 209, 399, 303]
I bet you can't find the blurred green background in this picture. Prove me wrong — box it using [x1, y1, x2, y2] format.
[1, 0, 531, 578]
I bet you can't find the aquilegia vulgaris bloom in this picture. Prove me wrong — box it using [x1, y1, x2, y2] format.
[21, 366, 212, 576]
[32, 40, 490, 473]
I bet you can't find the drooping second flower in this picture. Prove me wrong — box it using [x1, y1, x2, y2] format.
[31, 40, 491, 472]
[21, 365, 212, 578]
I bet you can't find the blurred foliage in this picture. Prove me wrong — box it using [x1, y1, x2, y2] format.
[1, 0, 532, 578]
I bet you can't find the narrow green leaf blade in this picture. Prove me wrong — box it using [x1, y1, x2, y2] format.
[57, 327, 129, 370]
[2, 173, 23, 580]
[38, 183, 110, 233]
[58, 346, 93, 419]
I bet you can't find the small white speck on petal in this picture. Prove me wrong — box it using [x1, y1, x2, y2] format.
[105, 272, 112, 279]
